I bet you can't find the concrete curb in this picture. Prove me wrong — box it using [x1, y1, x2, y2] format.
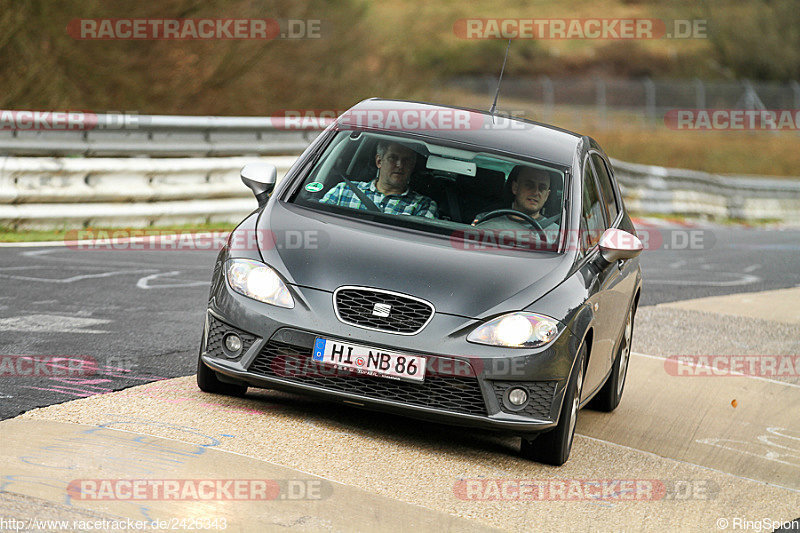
[0, 419, 494, 532]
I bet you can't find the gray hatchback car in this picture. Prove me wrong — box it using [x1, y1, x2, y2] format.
[197, 99, 643, 465]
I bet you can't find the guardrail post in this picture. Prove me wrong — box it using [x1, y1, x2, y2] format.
[793, 81, 800, 109]
[741, 79, 766, 111]
[693, 78, 705, 109]
[540, 75, 554, 124]
[643, 77, 656, 127]
[743, 79, 754, 109]
[595, 77, 607, 129]
[792, 81, 800, 136]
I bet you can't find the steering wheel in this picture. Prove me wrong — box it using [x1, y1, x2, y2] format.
[473, 209, 548, 243]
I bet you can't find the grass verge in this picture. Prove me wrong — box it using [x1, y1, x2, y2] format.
[0, 223, 238, 243]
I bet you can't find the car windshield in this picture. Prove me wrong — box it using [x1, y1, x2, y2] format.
[289, 130, 565, 252]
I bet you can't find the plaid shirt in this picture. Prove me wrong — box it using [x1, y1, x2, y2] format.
[320, 179, 438, 219]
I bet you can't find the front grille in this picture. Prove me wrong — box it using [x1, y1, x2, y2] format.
[248, 340, 487, 416]
[205, 315, 258, 360]
[491, 381, 556, 419]
[334, 287, 434, 334]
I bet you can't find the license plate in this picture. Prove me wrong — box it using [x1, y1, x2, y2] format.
[312, 338, 426, 382]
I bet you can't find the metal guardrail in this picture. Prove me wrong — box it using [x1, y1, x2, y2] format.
[0, 112, 331, 157]
[611, 159, 800, 223]
[0, 156, 298, 204]
[0, 155, 297, 230]
[1, 111, 799, 229]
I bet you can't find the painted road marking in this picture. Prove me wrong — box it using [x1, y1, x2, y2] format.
[0, 266, 156, 284]
[645, 270, 761, 286]
[136, 271, 208, 289]
[579, 351, 800, 491]
[632, 352, 800, 389]
[0, 315, 111, 334]
[697, 427, 800, 471]
[17, 247, 210, 270]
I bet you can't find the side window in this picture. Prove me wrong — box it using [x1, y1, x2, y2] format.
[590, 154, 619, 226]
[581, 162, 605, 252]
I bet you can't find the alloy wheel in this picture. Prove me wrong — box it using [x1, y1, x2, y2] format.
[617, 310, 633, 396]
[567, 359, 584, 449]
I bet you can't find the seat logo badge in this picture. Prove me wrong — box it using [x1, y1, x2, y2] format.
[372, 303, 392, 317]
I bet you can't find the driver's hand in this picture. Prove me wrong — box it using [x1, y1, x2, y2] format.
[471, 218, 479, 226]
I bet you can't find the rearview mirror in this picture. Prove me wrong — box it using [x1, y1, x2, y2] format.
[241, 163, 277, 207]
[598, 228, 643, 263]
[426, 155, 477, 176]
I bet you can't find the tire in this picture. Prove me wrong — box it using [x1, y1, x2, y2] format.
[589, 303, 635, 412]
[520, 341, 586, 466]
[197, 356, 248, 397]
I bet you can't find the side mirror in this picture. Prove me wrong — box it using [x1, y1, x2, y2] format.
[241, 163, 277, 207]
[598, 228, 643, 263]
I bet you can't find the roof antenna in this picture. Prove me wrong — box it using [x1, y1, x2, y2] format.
[489, 39, 512, 122]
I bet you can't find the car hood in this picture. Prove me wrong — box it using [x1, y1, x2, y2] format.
[258, 202, 573, 319]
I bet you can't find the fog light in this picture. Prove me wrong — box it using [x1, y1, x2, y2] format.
[508, 387, 529, 406]
[223, 334, 243, 357]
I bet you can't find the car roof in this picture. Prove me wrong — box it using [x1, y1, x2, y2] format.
[338, 98, 582, 167]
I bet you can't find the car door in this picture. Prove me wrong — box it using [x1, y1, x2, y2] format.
[590, 152, 637, 340]
[577, 154, 621, 398]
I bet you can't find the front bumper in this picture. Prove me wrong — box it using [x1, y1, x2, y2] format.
[201, 275, 582, 435]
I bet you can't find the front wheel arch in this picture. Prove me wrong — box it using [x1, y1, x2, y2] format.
[580, 327, 594, 383]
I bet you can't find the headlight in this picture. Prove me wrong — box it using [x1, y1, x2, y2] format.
[225, 259, 294, 308]
[467, 312, 561, 348]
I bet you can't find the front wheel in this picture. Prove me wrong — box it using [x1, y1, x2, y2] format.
[520, 341, 586, 466]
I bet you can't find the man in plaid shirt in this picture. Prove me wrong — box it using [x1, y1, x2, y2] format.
[320, 141, 439, 219]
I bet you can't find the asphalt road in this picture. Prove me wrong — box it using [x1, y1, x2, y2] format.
[637, 223, 800, 305]
[1, 223, 799, 420]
